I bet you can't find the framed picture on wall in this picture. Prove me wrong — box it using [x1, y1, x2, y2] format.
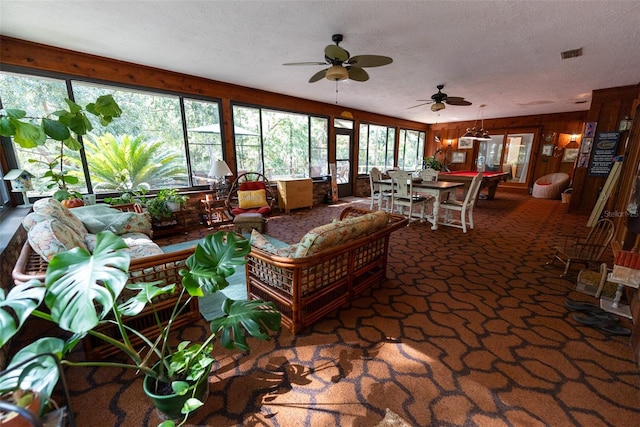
[451, 151, 466, 163]
[457, 138, 474, 149]
[563, 148, 579, 163]
[541, 144, 554, 156]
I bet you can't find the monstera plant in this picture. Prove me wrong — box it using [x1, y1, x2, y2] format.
[0, 231, 281, 427]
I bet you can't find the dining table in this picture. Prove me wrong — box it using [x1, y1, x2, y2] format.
[376, 179, 465, 230]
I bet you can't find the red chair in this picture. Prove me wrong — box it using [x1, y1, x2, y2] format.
[225, 172, 277, 218]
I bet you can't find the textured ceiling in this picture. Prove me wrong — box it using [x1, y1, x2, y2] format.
[1, 1, 639, 124]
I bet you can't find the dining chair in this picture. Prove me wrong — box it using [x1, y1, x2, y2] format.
[438, 171, 482, 233]
[369, 167, 392, 211]
[389, 170, 429, 225]
[420, 168, 439, 182]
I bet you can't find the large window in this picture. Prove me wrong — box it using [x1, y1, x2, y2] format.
[358, 123, 396, 173]
[0, 71, 223, 196]
[232, 105, 328, 180]
[398, 129, 426, 171]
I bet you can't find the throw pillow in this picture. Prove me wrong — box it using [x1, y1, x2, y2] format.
[106, 212, 153, 236]
[32, 197, 87, 238]
[28, 218, 88, 261]
[238, 189, 268, 209]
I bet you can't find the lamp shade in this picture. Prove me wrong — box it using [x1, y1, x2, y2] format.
[208, 160, 232, 178]
[325, 65, 348, 81]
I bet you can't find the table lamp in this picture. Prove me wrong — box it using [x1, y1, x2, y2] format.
[3, 169, 35, 208]
[208, 160, 233, 199]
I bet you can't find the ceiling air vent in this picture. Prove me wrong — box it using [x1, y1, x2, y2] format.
[561, 48, 583, 60]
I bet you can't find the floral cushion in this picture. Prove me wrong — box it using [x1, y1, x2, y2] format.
[70, 205, 152, 236]
[32, 198, 87, 238]
[249, 230, 297, 257]
[28, 218, 88, 261]
[22, 212, 49, 231]
[294, 211, 389, 258]
[84, 232, 163, 258]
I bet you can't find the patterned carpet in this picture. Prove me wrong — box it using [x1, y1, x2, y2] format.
[54, 191, 640, 425]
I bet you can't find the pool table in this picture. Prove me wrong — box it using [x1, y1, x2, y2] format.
[438, 170, 509, 200]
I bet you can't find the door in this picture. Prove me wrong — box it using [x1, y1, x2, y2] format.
[335, 120, 354, 198]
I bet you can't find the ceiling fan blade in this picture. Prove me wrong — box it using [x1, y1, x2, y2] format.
[309, 68, 327, 83]
[407, 101, 434, 110]
[445, 97, 472, 106]
[348, 55, 393, 68]
[347, 66, 369, 82]
[283, 61, 327, 66]
[325, 44, 349, 62]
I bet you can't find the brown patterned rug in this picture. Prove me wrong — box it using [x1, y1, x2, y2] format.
[21, 190, 640, 426]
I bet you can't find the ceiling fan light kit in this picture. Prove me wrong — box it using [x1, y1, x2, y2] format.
[409, 84, 472, 112]
[326, 64, 349, 81]
[284, 34, 392, 84]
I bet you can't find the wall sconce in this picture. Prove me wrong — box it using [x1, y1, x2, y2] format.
[3, 169, 34, 207]
[207, 160, 233, 199]
[567, 134, 580, 148]
[447, 139, 453, 147]
[619, 116, 633, 132]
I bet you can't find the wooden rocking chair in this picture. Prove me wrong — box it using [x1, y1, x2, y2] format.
[225, 172, 277, 219]
[547, 218, 615, 277]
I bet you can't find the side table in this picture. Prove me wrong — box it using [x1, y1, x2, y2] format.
[201, 198, 231, 227]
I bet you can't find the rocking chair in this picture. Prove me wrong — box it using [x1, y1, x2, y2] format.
[547, 218, 615, 277]
[225, 172, 277, 219]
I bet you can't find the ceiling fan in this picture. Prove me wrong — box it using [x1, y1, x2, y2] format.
[409, 85, 472, 112]
[283, 34, 393, 83]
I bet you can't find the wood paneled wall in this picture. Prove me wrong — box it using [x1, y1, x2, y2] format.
[569, 85, 639, 215]
[427, 111, 588, 187]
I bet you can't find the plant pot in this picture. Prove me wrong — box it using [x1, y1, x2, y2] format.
[166, 201, 181, 212]
[0, 390, 42, 427]
[143, 369, 210, 421]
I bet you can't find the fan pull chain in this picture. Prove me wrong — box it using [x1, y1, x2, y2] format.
[335, 81, 339, 104]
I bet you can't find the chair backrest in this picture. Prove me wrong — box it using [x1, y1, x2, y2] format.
[420, 168, 439, 182]
[585, 218, 615, 259]
[463, 172, 483, 206]
[389, 170, 412, 198]
[369, 167, 382, 193]
[226, 171, 276, 217]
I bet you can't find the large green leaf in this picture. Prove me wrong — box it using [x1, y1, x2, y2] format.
[0, 116, 15, 136]
[1, 108, 26, 120]
[0, 280, 46, 347]
[44, 231, 130, 334]
[210, 299, 281, 351]
[11, 119, 46, 148]
[117, 281, 176, 317]
[86, 94, 122, 124]
[42, 117, 71, 141]
[0, 337, 64, 402]
[180, 232, 250, 295]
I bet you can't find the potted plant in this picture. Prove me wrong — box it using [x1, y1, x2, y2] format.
[0, 95, 122, 201]
[0, 231, 281, 427]
[145, 189, 189, 225]
[0, 389, 42, 426]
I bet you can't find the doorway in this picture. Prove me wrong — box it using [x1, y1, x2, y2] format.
[335, 119, 354, 198]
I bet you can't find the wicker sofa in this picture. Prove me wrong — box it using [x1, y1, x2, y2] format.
[245, 207, 407, 333]
[11, 198, 199, 360]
